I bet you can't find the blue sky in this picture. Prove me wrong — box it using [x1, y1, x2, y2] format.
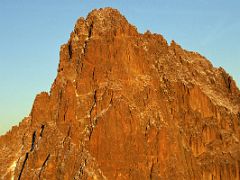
[0, 0, 239, 135]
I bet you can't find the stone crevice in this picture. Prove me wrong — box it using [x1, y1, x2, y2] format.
[40, 125, 45, 137]
[82, 22, 94, 56]
[38, 154, 50, 179]
[17, 152, 29, 180]
[30, 131, 36, 152]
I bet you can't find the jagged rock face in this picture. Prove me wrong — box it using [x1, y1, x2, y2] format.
[1, 8, 240, 180]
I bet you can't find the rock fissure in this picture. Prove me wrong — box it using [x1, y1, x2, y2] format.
[62, 126, 71, 145]
[149, 162, 154, 179]
[17, 152, 29, 180]
[89, 90, 97, 118]
[68, 43, 73, 59]
[38, 154, 50, 179]
[40, 125, 45, 137]
[82, 22, 94, 56]
[30, 131, 36, 152]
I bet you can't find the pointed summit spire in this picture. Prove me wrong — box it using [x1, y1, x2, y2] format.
[74, 7, 138, 38]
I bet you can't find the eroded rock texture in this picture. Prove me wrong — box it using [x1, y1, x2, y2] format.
[0, 8, 240, 180]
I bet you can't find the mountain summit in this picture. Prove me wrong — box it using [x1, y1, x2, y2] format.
[1, 8, 240, 179]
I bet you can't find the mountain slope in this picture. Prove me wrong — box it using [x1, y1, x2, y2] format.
[0, 8, 240, 180]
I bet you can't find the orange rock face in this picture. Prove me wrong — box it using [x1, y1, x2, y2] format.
[0, 8, 240, 180]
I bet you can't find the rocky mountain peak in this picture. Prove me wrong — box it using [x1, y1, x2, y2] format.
[0, 8, 240, 180]
[74, 7, 138, 38]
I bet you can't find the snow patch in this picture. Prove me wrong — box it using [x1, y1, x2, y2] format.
[75, 90, 94, 98]
[143, 45, 148, 51]
[2, 159, 18, 180]
[9, 160, 17, 172]
[93, 104, 112, 122]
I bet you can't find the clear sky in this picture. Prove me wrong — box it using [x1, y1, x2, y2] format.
[0, 0, 239, 135]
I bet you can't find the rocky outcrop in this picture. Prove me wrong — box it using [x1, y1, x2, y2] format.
[0, 8, 239, 180]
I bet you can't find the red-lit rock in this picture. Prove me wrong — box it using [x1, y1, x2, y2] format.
[0, 8, 239, 180]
